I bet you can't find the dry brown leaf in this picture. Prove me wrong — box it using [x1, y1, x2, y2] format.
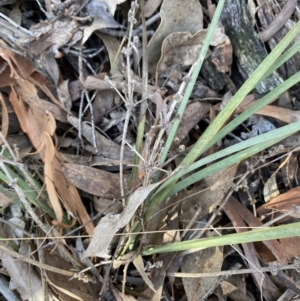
[224, 196, 289, 264]
[255, 236, 300, 263]
[22, 94, 68, 123]
[61, 163, 127, 199]
[9, 86, 94, 234]
[211, 35, 233, 74]
[9, 85, 55, 147]
[0, 46, 62, 112]
[83, 182, 161, 259]
[257, 186, 300, 222]
[0, 192, 12, 207]
[44, 132, 63, 223]
[0, 58, 17, 87]
[256, 105, 300, 123]
[147, 0, 203, 75]
[0, 93, 9, 145]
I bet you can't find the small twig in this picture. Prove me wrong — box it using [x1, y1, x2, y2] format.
[134, 12, 161, 32]
[259, 0, 297, 42]
[166, 264, 296, 278]
[77, 91, 84, 155]
[0, 13, 34, 36]
[0, 243, 75, 277]
[119, 0, 139, 202]
[99, 28, 154, 38]
[261, 205, 300, 227]
[84, 91, 98, 153]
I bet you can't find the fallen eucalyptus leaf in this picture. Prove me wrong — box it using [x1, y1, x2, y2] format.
[83, 182, 161, 259]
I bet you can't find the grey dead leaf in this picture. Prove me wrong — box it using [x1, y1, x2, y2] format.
[83, 2, 122, 44]
[68, 115, 134, 159]
[171, 101, 210, 150]
[209, 26, 228, 46]
[91, 89, 114, 125]
[181, 234, 223, 301]
[102, 111, 126, 131]
[157, 28, 229, 78]
[6, 217, 25, 245]
[9, 3, 21, 25]
[39, 52, 60, 85]
[29, 19, 79, 56]
[96, 0, 127, 15]
[61, 163, 128, 199]
[157, 30, 209, 79]
[1, 241, 43, 301]
[144, 0, 163, 18]
[82, 182, 161, 259]
[180, 167, 237, 301]
[96, 32, 124, 79]
[133, 255, 156, 293]
[93, 196, 123, 214]
[180, 166, 238, 230]
[0, 274, 21, 301]
[44, 250, 100, 301]
[0, 192, 12, 207]
[147, 0, 203, 75]
[57, 79, 72, 111]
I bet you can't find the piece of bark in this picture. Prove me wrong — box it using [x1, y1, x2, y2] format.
[256, 0, 300, 88]
[221, 0, 283, 93]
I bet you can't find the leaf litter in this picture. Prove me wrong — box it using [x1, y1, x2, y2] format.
[0, 0, 299, 300]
